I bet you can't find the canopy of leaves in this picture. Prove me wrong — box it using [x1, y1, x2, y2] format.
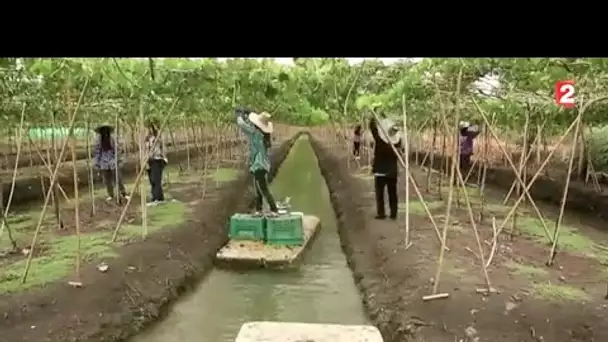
[1, 58, 606, 132]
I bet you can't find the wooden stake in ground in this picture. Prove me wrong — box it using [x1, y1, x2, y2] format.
[547, 109, 581, 266]
[68, 101, 83, 287]
[455, 155, 493, 293]
[427, 65, 464, 301]
[471, 98, 554, 244]
[370, 109, 448, 251]
[85, 110, 95, 216]
[139, 100, 148, 239]
[22, 79, 89, 284]
[0, 103, 26, 250]
[402, 95, 412, 249]
[110, 97, 180, 242]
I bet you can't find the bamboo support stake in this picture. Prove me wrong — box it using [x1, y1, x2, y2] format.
[434, 96, 493, 291]
[22, 79, 88, 284]
[426, 118, 437, 192]
[26, 136, 72, 203]
[471, 98, 554, 243]
[428, 66, 463, 300]
[502, 120, 546, 204]
[0, 104, 25, 248]
[484, 116, 578, 267]
[370, 109, 448, 250]
[548, 112, 581, 266]
[139, 100, 148, 239]
[110, 97, 180, 242]
[69, 108, 83, 287]
[481, 95, 608, 267]
[484, 217, 499, 267]
[477, 114, 493, 223]
[85, 111, 95, 216]
[510, 111, 530, 239]
[114, 111, 120, 204]
[49, 109, 64, 230]
[455, 154, 492, 292]
[402, 95, 412, 249]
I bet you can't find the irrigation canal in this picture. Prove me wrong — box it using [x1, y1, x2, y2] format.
[131, 136, 368, 342]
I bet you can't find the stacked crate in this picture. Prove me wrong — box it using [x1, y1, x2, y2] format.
[228, 213, 304, 246]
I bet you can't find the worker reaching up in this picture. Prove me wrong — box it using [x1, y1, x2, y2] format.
[235, 108, 279, 217]
[353, 124, 362, 158]
[458, 121, 480, 181]
[369, 116, 403, 220]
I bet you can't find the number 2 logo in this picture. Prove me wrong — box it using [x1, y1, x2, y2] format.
[555, 80, 575, 108]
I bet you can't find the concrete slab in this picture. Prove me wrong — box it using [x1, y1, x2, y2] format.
[234, 321, 383, 342]
[216, 215, 320, 267]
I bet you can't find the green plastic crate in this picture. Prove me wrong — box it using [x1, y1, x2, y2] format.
[229, 214, 266, 241]
[266, 214, 304, 246]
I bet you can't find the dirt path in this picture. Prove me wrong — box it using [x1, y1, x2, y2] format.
[312, 136, 608, 342]
[0, 134, 300, 342]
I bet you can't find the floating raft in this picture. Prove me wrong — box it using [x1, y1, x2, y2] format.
[234, 321, 384, 342]
[216, 215, 320, 267]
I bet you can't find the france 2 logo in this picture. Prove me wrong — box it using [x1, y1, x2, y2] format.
[554, 80, 575, 108]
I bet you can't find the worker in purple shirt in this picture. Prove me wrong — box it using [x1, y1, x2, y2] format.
[458, 121, 480, 180]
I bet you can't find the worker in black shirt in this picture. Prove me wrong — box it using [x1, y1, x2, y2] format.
[369, 117, 403, 220]
[353, 124, 362, 158]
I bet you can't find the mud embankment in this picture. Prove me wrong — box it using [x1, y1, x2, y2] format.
[309, 136, 411, 341]
[0, 132, 302, 342]
[2, 139, 242, 208]
[410, 150, 608, 223]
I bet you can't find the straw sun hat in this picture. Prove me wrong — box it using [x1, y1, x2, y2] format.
[378, 118, 401, 145]
[248, 112, 274, 134]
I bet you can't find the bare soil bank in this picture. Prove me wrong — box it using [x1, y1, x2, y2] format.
[0, 133, 301, 342]
[2, 139, 241, 208]
[411, 150, 608, 225]
[310, 137, 608, 342]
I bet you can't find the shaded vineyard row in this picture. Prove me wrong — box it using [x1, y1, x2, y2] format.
[409, 150, 608, 224]
[1, 139, 242, 207]
[0, 132, 302, 342]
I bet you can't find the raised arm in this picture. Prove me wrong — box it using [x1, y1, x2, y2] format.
[368, 118, 380, 141]
[468, 126, 480, 139]
[235, 108, 256, 134]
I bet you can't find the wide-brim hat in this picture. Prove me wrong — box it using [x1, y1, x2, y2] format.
[378, 118, 401, 145]
[94, 124, 114, 134]
[248, 112, 274, 134]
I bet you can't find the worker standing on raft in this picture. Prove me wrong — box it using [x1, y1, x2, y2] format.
[235, 108, 279, 217]
[369, 116, 403, 220]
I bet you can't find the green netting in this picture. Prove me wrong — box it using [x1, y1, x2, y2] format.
[27, 128, 90, 140]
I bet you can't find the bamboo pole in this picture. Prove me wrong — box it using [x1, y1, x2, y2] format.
[139, 100, 148, 239]
[22, 79, 89, 284]
[68, 102, 82, 287]
[0, 103, 26, 249]
[429, 66, 463, 299]
[548, 111, 581, 265]
[110, 97, 180, 242]
[402, 95, 411, 249]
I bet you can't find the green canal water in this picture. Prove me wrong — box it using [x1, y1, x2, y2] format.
[131, 136, 368, 342]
